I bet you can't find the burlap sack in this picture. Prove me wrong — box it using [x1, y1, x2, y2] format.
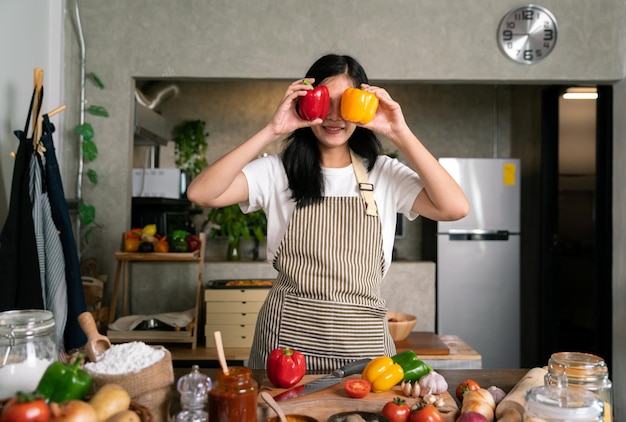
[86, 346, 174, 422]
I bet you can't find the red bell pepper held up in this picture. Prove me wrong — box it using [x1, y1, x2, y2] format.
[266, 347, 307, 388]
[297, 80, 330, 121]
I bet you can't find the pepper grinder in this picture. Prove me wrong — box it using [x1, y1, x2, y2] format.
[175, 365, 212, 422]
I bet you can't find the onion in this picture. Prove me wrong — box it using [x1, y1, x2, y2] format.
[50, 400, 98, 422]
[457, 411, 489, 422]
[487, 385, 506, 404]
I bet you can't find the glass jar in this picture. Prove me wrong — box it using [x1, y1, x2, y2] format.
[208, 366, 258, 422]
[525, 384, 604, 422]
[545, 352, 613, 422]
[175, 364, 212, 422]
[0, 310, 58, 399]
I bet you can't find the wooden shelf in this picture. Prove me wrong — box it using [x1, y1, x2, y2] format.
[106, 233, 205, 349]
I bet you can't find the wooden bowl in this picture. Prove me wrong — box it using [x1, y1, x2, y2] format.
[386, 312, 417, 342]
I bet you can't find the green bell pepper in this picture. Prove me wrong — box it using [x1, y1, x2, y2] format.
[391, 350, 432, 383]
[36, 356, 92, 403]
[171, 230, 189, 252]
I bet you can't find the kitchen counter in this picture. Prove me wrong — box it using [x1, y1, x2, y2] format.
[167, 332, 481, 368]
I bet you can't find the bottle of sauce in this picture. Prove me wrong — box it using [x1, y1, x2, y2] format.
[208, 366, 258, 421]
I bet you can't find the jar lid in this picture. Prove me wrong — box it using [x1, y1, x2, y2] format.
[548, 351, 609, 384]
[0, 310, 55, 337]
[525, 385, 604, 421]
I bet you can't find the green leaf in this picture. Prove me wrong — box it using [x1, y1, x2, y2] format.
[86, 168, 98, 185]
[88, 72, 105, 89]
[75, 122, 94, 141]
[79, 204, 96, 226]
[82, 139, 98, 162]
[87, 105, 109, 118]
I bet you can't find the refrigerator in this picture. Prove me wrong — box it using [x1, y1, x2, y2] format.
[437, 158, 521, 369]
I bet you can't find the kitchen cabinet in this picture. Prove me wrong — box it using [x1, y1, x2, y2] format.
[204, 285, 270, 349]
[106, 233, 206, 349]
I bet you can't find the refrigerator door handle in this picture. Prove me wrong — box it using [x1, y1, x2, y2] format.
[448, 230, 511, 241]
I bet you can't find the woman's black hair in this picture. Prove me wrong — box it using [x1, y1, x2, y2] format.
[282, 54, 382, 208]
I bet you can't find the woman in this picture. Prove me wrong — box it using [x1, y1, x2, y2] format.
[187, 54, 469, 370]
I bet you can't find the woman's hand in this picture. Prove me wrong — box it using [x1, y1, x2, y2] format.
[358, 83, 410, 142]
[267, 78, 324, 137]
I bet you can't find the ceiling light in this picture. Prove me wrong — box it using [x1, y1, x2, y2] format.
[562, 87, 598, 100]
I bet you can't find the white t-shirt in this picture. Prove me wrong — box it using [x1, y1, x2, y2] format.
[241, 154, 424, 275]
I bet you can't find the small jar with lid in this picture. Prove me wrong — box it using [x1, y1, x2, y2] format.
[0, 310, 58, 399]
[175, 364, 212, 422]
[525, 384, 604, 422]
[545, 352, 613, 421]
[208, 366, 258, 422]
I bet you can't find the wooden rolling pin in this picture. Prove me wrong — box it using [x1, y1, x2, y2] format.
[495, 367, 547, 422]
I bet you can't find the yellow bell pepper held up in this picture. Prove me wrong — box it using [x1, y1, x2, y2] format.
[341, 87, 379, 124]
[361, 356, 404, 393]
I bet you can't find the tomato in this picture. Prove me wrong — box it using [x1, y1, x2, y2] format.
[344, 378, 371, 398]
[0, 393, 50, 422]
[409, 403, 443, 422]
[456, 379, 481, 402]
[125, 228, 142, 239]
[381, 397, 411, 422]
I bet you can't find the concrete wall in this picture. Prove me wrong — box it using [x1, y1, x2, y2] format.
[61, 0, 625, 288]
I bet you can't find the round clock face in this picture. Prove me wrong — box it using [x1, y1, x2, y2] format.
[497, 5, 558, 64]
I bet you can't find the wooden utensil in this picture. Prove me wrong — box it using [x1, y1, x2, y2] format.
[213, 331, 229, 375]
[261, 391, 288, 422]
[495, 367, 547, 422]
[78, 311, 111, 362]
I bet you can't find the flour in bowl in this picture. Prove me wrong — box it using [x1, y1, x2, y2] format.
[84, 341, 165, 375]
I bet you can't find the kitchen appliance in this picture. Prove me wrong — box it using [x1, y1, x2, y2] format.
[437, 158, 521, 369]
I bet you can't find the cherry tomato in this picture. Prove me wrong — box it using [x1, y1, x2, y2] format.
[344, 378, 371, 398]
[456, 379, 481, 402]
[381, 397, 411, 422]
[0, 393, 50, 422]
[409, 403, 443, 422]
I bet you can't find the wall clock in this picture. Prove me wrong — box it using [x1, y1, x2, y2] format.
[497, 4, 558, 64]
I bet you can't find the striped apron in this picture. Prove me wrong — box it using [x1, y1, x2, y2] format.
[248, 152, 395, 371]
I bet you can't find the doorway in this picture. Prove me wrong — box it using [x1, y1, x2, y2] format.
[539, 85, 613, 370]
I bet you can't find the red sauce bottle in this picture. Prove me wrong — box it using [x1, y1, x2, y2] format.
[208, 366, 258, 421]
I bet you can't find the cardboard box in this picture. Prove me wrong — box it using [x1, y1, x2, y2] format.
[132, 168, 181, 199]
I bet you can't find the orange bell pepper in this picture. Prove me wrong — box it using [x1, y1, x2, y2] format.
[340, 88, 379, 124]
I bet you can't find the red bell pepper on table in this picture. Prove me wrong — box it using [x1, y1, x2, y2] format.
[266, 347, 306, 388]
[298, 80, 330, 121]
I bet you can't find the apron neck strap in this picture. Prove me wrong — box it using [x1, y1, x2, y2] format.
[349, 149, 378, 217]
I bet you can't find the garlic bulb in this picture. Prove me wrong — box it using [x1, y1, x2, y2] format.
[418, 370, 448, 395]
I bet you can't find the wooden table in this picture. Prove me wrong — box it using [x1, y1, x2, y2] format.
[170, 367, 529, 418]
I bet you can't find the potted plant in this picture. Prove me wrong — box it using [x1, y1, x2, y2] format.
[172, 119, 209, 179]
[203, 205, 267, 261]
[75, 72, 108, 244]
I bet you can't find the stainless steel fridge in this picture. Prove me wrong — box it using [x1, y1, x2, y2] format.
[437, 158, 521, 369]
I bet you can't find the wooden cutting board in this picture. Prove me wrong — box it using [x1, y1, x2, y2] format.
[258, 375, 459, 422]
[395, 332, 450, 355]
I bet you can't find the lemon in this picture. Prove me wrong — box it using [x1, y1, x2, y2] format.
[142, 224, 157, 236]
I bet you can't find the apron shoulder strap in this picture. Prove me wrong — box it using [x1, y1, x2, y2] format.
[349, 150, 378, 217]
